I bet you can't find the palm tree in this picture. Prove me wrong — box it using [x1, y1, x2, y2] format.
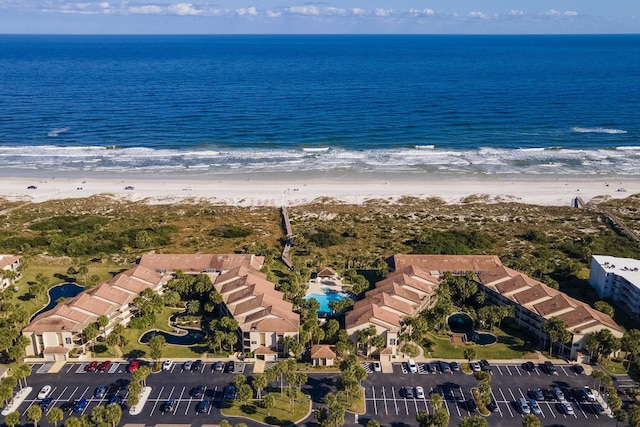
[46, 408, 64, 427]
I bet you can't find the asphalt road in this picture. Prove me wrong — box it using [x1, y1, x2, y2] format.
[15, 360, 625, 427]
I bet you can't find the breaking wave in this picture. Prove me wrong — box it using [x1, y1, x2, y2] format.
[572, 127, 628, 134]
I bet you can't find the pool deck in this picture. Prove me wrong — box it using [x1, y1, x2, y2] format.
[306, 277, 344, 295]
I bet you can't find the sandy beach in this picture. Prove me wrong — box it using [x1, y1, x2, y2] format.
[0, 171, 637, 207]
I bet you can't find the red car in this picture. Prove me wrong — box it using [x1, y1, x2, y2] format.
[127, 360, 139, 373]
[86, 361, 98, 372]
[97, 361, 111, 372]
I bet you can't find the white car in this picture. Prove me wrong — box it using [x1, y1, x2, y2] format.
[415, 386, 425, 399]
[38, 385, 52, 399]
[583, 386, 596, 402]
[408, 359, 418, 373]
[162, 359, 174, 371]
[372, 362, 381, 372]
[470, 361, 481, 372]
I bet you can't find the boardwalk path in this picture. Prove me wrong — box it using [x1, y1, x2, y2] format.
[281, 206, 294, 268]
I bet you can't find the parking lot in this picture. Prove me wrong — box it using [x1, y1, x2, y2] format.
[12, 360, 624, 427]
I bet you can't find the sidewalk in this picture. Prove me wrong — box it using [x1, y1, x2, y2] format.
[1, 387, 32, 416]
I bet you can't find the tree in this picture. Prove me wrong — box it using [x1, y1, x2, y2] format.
[253, 374, 267, 401]
[542, 317, 571, 356]
[26, 405, 43, 427]
[458, 415, 489, 427]
[5, 411, 21, 427]
[464, 348, 476, 363]
[237, 384, 253, 403]
[14, 364, 32, 389]
[132, 366, 151, 387]
[219, 421, 231, 427]
[263, 393, 275, 415]
[367, 420, 381, 427]
[522, 413, 540, 427]
[104, 403, 122, 427]
[97, 315, 109, 339]
[127, 382, 142, 408]
[47, 408, 64, 427]
[64, 416, 81, 427]
[430, 391, 443, 411]
[148, 335, 166, 362]
[594, 301, 615, 317]
[84, 323, 99, 353]
[614, 408, 627, 427]
[629, 404, 640, 427]
[621, 329, 640, 369]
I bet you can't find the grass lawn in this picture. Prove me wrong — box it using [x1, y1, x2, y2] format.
[601, 359, 628, 375]
[221, 389, 310, 426]
[426, 327, 532, 360]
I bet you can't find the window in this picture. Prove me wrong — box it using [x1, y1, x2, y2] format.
[389, 338, 396, 346]
[65, 337, 72, 344]
[251, 341, 257, 345]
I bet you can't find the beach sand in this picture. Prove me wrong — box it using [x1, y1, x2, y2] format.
[0, 171, 637, 207]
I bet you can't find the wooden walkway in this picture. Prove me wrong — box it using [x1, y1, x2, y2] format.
[281, 206, 294, 268]
[573, 196, 640, 242]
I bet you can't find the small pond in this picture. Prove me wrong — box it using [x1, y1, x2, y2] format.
[139, 328, 205, 346]
[30, 283, 84, 321]
[448, 312, 497, 346]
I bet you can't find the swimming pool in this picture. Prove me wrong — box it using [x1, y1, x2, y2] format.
[305, 289, 353, 315]
[447, 312, 497, 346]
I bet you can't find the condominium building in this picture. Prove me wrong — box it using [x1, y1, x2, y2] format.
[589, 255, 640, 318]
[0, 255, 21, 291]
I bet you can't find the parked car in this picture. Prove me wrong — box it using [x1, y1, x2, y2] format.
[522, 361, 536, 371]
[429, 361, 439, 373]
[73, 398, 88, 413]
[408, 359, 418, 373]
[86, 361, 98, 372]
[196, 400, 210, 413]
[544, 361, 558, 375]
[39, 397, 53, 410]
[573, 364, 585, 374]
[97, 361, 111, 372]
[124, 186, 135, 190]
[558, 401, 574, 415]
[517, 397, 531, 414]
[542, 388, 555, 401]
[470, 361, 481, 372]
[108, 395, 121, 406]
[163, 399, 175, 413]
[127, 360, 139, 373]
[479, 359, 491, 372]
[213, 361, 223, 372]
[94, 385, 107, 398]
[192, 360, 203, 372]
[403, 386, 414, 399]
[27, 185, 37, 190]
[487, 398, 499, 412]
[162, 359, 174, 371]
[415, 386, 425, 399]
[224, 385, 237, 400]
[226, 361, 235, 373]
[60, 401, 74, 412]
[529, 399, 542, 415]
[450, 361, 460, 371]
[467, 398, 477, 412]
[591, 403, 606, 415]
[373, 361, 382, 372]
[583, 386, 596, 402]
[191, 385, 205, 398]
[38, 385, 52, 399]
[552, 386, 565, 401]
[440, 361, 451, 373]
[572, 388, 588, 402]
[531, 388, 544, 401]
[183, 360, 193, 371]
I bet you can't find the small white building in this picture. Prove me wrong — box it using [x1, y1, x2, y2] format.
[590, 255, 640, 318]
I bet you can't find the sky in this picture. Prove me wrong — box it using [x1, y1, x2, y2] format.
[0, 0, 638, 34]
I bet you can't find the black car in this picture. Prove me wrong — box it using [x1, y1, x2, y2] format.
[572, 388, 588, 402]
[544, 361, 558, 375]
[60, 401, 74, 412]
[163, 399, 175, 413]
[39, 398, 53, 410]
[542, 388, 555, 401]
[226, 361, 235, 373]
[467, 398, 477, 412]
[479, 359, 492, 372]
[192, 360, 203, 372]
[522, 361, 536, 371]
[191, 385, 205, 398]
[487, 398, 499, 412]
[573, 364, 585, 375]
[196, 400, 210, 413]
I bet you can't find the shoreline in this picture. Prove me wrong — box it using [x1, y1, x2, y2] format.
[0, 171, 638, 207]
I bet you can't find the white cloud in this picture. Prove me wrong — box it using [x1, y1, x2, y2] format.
[168, 3, 201, 16]
[546, 9, 562, 17]
[129, 5, 163, 14]
[564, 11, 578, 16]
[236, 6, 257, 16]
[468, 11, 489, 19]
[266, 9, 281, 18]
[509, 9, 525, 16]
[288, 6, 320, 15]
[375, 8, 391, 17]
[352, 8, 365, 16]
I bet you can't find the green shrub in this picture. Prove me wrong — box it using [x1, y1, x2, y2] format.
[210, 225, 253, 238]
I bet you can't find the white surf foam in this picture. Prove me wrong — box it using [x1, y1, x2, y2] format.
[572, 127, 628, 134]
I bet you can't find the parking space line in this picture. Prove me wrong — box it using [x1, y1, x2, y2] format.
[499, 389, 513, 417]
[514, 365, 521, 375]
[403, 396, 409, 416]
[438, 388, 450, 416]
[496, 365, 503, 375]
[66, 364, 74, 373]
[382, 386, 388, 415]
[544, 401, 556, 418]
[391, 386, 398, 415]
[576, 402, 588, 418]
[491, 390, 503, 417]
[421, 395, 429, 415]
[149, 385, 164, 416]
[174, 387, 185, 415]
[449, 388, 461, 417]
[371, 386, 378, 415]
[505, 365, 512, 375]
[560, 366, 570, 376]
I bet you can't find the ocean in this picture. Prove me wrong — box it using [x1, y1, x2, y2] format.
[0, 34, 638, 177]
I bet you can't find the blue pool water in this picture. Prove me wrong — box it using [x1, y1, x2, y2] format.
[306, 289, 354, 314]
[139, 328, 204, 346]
[31, 282, 84, 321]
[448, 312, 497, 346]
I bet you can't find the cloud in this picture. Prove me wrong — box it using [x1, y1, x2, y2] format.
[236, 6, 257, 16]
[288, 6, 320, 16]
[128, 5, 164, 15]
[167, 3, 201, 16]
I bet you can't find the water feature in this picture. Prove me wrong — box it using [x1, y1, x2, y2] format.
[139, 328, 204, 345]
[305, 287, 354, 315]
[30, 283, 84, 321]
[447, 312, 497, 345]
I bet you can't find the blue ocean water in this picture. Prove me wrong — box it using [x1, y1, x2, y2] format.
[0, 34, 639, 176]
